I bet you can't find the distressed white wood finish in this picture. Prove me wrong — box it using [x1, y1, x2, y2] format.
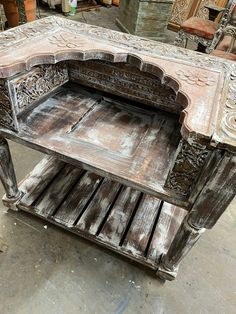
[4, 156, 187, 270]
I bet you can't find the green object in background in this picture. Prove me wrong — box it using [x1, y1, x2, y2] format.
[69, 0, 77, 15]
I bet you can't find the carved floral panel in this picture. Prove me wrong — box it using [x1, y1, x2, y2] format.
[165, 139, 210, 196]
[9, 63, 69, 114]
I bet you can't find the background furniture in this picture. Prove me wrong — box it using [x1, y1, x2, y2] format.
[0, 0, 36, 27]
[116, 0, 174, 42]
[174, 0, 235, 52]
[168, 0, 228, 32]
[211, 24, 236, 59]
[0, 17, 235, 281]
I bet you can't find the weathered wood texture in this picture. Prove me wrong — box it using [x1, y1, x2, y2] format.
[68, 60, 182, 114]
[0, 17, 235, 281]
[8, 63, 69, 115]
[0, 17, 233, 152]
[7, 84, 185, 206]
[157, 152, 236, 280]
[116, 0, 174, 42]
[4, 156, 186, 269]
[0, 137, 21, 202]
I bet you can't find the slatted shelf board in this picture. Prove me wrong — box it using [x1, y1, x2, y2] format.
[3, 156, 187, 270]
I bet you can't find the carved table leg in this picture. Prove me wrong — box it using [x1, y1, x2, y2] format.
[157, 153, 236, 281]
[0, 137, 22, 210]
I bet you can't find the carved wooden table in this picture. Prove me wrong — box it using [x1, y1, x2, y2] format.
[0, 17, 235, 281]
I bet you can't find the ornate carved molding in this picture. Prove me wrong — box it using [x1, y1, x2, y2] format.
[0, 80, 18, 131]
[222, 65, 236, 139]
[0, 16, 235, 149]
[0, 16, 228, 71]
[68, 60, 182, 113]
[174, 29, 213, 50]
[9, 63, 69, 114]
[165, 139, 210, 196]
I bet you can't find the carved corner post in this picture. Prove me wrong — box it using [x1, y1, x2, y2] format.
[157, 152, 236, 280]
[0, 137, 22, 210]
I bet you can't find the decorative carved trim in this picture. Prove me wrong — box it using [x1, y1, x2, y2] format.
[0, 18, 55, 52]
[165, 139, 210, 196]
[0, 16, 235, 147]
[168, 0, 195, 26]
[222, 65, 236, 139]
[0, 80, 18, 131]
[176, 69, 216, 86]
[68, 60, 182, 113]
[48, 34, 82, 49]
[9, 63, 69, 114]
[0, 16, 232, 73]
[174, 30, 213, 50]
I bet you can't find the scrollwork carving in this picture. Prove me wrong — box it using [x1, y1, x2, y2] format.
[165, 139, 210, 196]
[11, 63, 68, 113]
[222, 65, 236, 138]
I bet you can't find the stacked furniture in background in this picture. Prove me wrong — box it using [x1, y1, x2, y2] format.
[174, 0, 236, 52]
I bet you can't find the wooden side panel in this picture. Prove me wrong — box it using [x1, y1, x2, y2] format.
[189, 153, 236, 229]
[167, 0, 195, 32]
[8, 63, 69, 115]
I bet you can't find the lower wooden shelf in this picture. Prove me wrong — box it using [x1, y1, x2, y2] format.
[3, 156, 187, 271]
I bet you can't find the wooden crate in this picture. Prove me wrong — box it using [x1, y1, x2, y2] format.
[116, 0, 174, 42]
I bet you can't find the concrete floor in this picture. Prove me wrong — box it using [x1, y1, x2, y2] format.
[0, 6, 236, 314]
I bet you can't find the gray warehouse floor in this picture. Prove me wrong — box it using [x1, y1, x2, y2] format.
[0, 6, 236, 314]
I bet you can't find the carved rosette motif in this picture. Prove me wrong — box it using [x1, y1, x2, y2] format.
[0, 80, 18, 131]
[176, 70, 216, 86]
[11, 63, 68, 113]
[165, 139, 210, 196]
[222, 65, 236, 138]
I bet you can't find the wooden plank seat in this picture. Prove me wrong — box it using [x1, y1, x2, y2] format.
[9, 83, 182, 206]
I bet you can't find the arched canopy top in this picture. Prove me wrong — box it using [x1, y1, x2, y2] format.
[0, 17, 235, 152]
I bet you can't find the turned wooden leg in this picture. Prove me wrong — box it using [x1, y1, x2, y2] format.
[157, 153, 236, 281]
[157, 217, 205, 280]
[0, 137, 21, 209]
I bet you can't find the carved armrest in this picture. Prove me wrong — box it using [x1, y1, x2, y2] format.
[204, 4, 225, 21]
[215, 25, 236, 53]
